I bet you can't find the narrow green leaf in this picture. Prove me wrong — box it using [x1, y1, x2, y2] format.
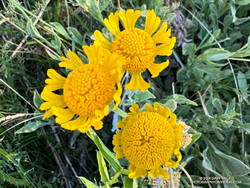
[0, 148, 16, 164]
[208, 141, 250, 176]
[45, 49, 61, 61]
[123, 176, 138, 188]
[50, 22, 71, 40]
[237, 71, 249, 103]
[173, 94, 198, 106]
[97, 151, 110, 184]
[67, 27, 85, 45]
[198, 48, 232, 61]
[15, 121, 50, 134]
[33, 90, 43, 109]
[78, 176, 99, 188]
[190, 133, 202, 145]
[202, 148, 222, 177]
[26, 20, 45, 40]
[86, 129, 122, 173]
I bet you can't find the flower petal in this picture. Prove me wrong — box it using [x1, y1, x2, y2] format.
[144, 10, 161, 35]
[51, 106, 75, 124]
[104, 12, 120, 36]
[93, 30, 112, 50]
[59, 51, 83, 70]
[148, 60, 169, 78]
[61, 116, 87, 131]
[125, 73, 150, 92]
[154, 37, 176, 56]
[119, 9, 141, 29]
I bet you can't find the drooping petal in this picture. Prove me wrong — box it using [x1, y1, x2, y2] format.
[61, 116, 87, 131]
[148, 60, 169, 78]
[148, 167, 169, 179]
[125, 73, 150, 92]
[42, 109, 53, 120]
[119, 9, 141, 29]
[113, 83, 122, 109]
[93, 30, 112, 50]
[154, 37, 176, 56]
[104, 12, 120, 36]
[144, 10, 161, 35]
[51, 106, 75, 124]
[152, 22, 171, 44]
[128, 165, 147, 178]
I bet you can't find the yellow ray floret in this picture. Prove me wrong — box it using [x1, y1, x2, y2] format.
[112, 103, 184, 180]
[40, 45, 123, 132]
[93, 9, 176, 91]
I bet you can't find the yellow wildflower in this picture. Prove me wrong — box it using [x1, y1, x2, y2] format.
[113, 103, 184, 179]
[94, 9, 176, 91]
[40, 45, 122, 132]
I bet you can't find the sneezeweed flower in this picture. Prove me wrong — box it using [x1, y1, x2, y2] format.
[113, 103, 184, 179]
[94, 9, 176, 91]
[40, 45, 123, 132]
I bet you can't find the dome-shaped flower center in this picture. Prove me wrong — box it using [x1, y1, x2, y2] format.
[112, 28, 155, 73]
[121, 112, 175, 169]
[63, 64, 115, 117]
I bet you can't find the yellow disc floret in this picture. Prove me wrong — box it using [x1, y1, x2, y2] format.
[113, 103, 184, 179]
[63, 64, 115, 117]
[112, 28, 155, 73]
[122, 112, 175, 169]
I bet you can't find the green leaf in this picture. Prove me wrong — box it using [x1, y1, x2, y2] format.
[237, 71, 249, 103]
[26, 20, 45, 40]
[0, 148, 16, 164]
[182, 43, 196, 55]
[45, 49, 60, 61]
[15, 121, 50, 134]
[202, 147, 222, 177]
[77, 0, 104, 23]
[86, 129, 122, 173]
[67, 27, 85, 45]
[123, 176, 138, 188]
[232, 36, 250, 58]
[78, 176, 99, 188]
[163, 99, 177, 112]
[127, 90, 156, 105]
[235, 0, 250, 5]
[50, 35, 62, 51]
[173, 94, 198, 106]
[239, 123, 250, 134]
[198, 48, 232, 61]
[208, 141, 250, 176]
[190, 133, 202, 145]
[33, 90, 43, 109]
[97, 151, 110, 184]
[50, 22, 71, 40]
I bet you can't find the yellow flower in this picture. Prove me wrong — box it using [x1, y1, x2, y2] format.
[94, 9, 176, 91]
[40, 45, 123, 132]
[113, 103, 184, 179]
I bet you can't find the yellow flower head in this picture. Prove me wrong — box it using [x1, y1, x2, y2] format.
[40, 45, 123, 132]
[113, 103, 184, 180]
[94, 9, 176, 91]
